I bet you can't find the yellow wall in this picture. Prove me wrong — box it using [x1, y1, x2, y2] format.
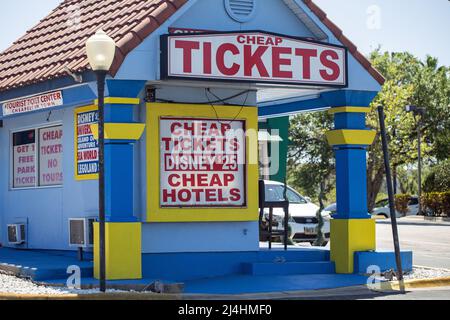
[146, 103, 259, 223]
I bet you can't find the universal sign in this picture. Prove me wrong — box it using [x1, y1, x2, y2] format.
[161, 31, 348, 87]
[2, 91, 63, 116]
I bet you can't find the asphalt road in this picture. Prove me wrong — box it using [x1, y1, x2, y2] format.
[376, 218, 450, 269]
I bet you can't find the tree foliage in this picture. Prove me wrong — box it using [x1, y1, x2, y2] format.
[366, 50, 450, 210]
[287, 50, 450, 211]
[423, 159, 450, 193]
[287, 111, 335, 203]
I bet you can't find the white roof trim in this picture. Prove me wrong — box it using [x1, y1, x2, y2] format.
[283, 0, 328, 40]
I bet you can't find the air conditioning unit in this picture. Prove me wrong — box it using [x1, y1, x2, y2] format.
[8, 224, 26, 245]
[69, 218, 96, 248]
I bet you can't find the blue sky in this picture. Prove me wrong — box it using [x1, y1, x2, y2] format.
[0, 0, 449, 66]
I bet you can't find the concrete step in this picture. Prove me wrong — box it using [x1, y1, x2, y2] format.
[258, 248, 330, 263]
[243, 261, 335, 276]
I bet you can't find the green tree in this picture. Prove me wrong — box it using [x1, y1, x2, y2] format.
[287, 111, 335, 203]
[423, 159, 450, 193]
[287, 50, 449, 213]
[367, 50, 450, 210]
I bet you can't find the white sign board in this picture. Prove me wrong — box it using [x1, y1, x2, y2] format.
[159, 117, 246, 207]
[162, 31, 347, 87]
[2, 91, 63, 116]
[13, 130, 37, 188]
[38, 126, 63, 186]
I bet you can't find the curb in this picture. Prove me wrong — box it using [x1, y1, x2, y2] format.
[0, 292, 182, 300]
[0, 287, 376, 300]
[374, 276, 450, 292]
[2, 277, 450, 300]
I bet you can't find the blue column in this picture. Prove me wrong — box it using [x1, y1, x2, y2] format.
[333, 110, 370, 219]
[102, 96, 144, 223]
[326, 106, 377, 273]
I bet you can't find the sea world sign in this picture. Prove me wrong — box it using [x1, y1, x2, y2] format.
[2, 91, 63, 116]
[161, 31, 347, 87]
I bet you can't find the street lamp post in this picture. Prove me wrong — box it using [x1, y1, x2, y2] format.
[405, 105, 426, 215]
[86, 30, 116, 293]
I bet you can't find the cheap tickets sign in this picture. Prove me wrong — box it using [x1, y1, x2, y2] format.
[160, 117, 246, 207]
[161, 31, 347, 87]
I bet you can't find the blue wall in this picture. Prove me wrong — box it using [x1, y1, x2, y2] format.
[0, 0, 383, 254]
[0, 107, 98, 250]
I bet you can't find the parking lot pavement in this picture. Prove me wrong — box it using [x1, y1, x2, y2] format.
[376, 219, 450, 270]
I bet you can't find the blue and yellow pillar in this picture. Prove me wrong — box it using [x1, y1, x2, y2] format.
[92, 91, 145, 280]
[326, 107, 377, 274]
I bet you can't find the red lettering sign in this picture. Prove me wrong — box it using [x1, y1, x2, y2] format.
[160, 118, 246, 207]
[163, 31, 347, 86]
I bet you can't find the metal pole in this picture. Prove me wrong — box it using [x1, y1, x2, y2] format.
[393, 166, 397, 195]
[377, 106, 405, 290]
[96, 70, 107, 293]
[417, 118, 422, 215]
[283, 178, 288, 251]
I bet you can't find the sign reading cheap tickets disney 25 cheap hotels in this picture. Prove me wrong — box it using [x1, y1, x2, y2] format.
[161, 31, 348, 87]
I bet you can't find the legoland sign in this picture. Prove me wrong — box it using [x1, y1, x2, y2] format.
[161, 31, 347, 87]
[159, 117, 246, 208]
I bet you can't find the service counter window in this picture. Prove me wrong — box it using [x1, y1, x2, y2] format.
[12, 125, 63, 189]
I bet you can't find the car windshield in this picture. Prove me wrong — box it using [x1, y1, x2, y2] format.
[376, 199, 389, 207]
[265, 184, 307, 204]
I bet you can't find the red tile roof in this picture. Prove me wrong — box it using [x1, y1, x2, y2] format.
[0, 0, 187, 92]
[0, 0, 384, 93]
[303, 0, 385, 85]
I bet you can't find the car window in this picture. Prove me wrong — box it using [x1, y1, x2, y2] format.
[265, 185, 285, 202]
[409, 198, 419, 205]
[264, 184, 306, 204]
[286, 188, 307, 204]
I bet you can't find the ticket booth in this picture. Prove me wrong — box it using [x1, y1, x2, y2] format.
[0, 0, 408, 282]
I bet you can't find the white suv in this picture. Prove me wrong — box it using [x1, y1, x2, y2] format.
[262, 181, 331, 246]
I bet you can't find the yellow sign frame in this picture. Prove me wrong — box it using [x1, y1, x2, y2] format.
[74, 104, 99, 181]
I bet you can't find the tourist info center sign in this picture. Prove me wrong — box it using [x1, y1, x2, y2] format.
[161, 31, 348, 87]
[2, 91, 63, 116]
[160, 117, 246, 207]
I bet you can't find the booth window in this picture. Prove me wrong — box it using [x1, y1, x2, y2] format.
[12, 125, 63, 189]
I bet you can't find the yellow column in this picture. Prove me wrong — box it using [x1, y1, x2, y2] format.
[94, 222, 142, 280]
[330, 219, 376, 274]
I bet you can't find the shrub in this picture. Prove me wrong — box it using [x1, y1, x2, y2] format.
[423, 159, 450, 193]
[421, 191, 450, 217]
[395, 194, 411, 216]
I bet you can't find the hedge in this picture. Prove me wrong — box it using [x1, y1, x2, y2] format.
[421, 192, 450, 217]
[395, 194, 411, 215]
